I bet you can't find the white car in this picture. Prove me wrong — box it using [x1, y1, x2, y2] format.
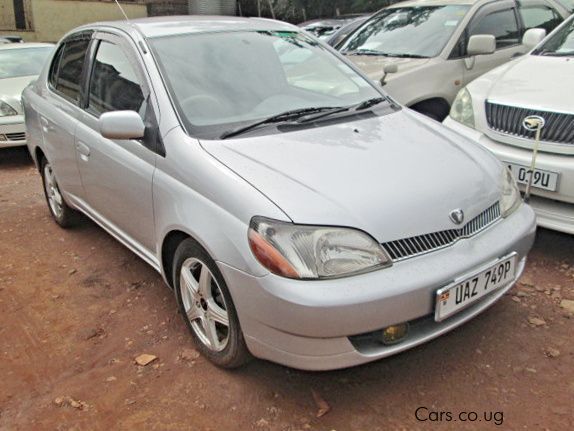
[336, 0, 570, 120]
[0, 43, 53, 148]
[444, 15, 574, 234]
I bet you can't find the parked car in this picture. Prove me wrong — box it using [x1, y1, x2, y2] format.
[299, 14, 367, 40]
[24, 17, 536, 370]
[0, 43, 53, 148]
[327, 15, 371, 47]
[444, 15, 574, 235]
[337, 0, 570, 120]
[0, 35, 24, 43]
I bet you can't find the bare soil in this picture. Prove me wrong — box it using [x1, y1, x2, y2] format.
[1, 147, 573, 431]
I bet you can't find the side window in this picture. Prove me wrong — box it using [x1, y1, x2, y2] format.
[520, 6, 563, 34]
[53, 38, 91, 103]
[48, 44, 64, 89]
[87, 41, 146, 117]
[470, 9, 520, 49]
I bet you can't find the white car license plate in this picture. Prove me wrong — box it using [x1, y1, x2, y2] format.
[506, 162, 559, 192]
[435, 254, 517, 322]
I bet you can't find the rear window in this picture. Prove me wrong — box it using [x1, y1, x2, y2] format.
[49, 35, 91, 103]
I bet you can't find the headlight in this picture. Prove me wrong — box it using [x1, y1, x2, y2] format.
[0, 100, 17, 117]
[500, 168, 521, 217]
[248, 217, 392, 279]
[449, 88, 475, 129]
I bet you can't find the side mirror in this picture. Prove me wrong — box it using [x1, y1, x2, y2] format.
[99, 111, 145, 140]
[380, 64, 398, 86]
[522, 28, 546, 51]
[467, 34, 496, 56]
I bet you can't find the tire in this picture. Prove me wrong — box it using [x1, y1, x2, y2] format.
[173, 238, 250, 368]
[40, 157, 78, 228]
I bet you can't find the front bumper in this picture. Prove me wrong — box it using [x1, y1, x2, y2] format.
[0, 115, 27, 148]
[444, 117, 574, 235]
[219, 204, 536, 370]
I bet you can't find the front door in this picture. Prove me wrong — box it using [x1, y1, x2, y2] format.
[75, 32, 157, 255]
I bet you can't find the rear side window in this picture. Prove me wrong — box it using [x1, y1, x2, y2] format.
[520, 6, 563, 33]
[470, 9, 520, 48]
[87, 41, 146, 117]
[50, 38, 91, 103]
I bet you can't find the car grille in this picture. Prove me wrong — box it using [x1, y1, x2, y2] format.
[485, 101, 574, 145]
[5, 132, 26, 141]
[382, 202, 501, 262]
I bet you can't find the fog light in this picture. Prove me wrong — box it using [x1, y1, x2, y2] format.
[381, 323, 409, 345]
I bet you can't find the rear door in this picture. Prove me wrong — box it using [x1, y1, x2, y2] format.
[461, 1, 524, 85]
[40, 32, 92, 200]
[74, 31, 159, 255]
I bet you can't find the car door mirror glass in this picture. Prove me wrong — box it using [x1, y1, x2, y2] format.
[522, 28, 546, 51]
[99, 111, 145, 140]
[467, 34, 496, 56]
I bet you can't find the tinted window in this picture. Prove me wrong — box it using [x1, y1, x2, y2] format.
[88, 41, 145, 117]
[471, 9, 520, 48]
[520, 6, 563, 33]
[533, 16, 574, 55]
[53, 38, 91, 103]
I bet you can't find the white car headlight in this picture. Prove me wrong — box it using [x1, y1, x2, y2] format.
[248, 217, 392, 279]
[449, 88, 475, 129]
[500, 168, 521, 217]
[0, 100, 17, 117]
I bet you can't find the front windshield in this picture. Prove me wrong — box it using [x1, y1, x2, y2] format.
[339, 5, 470, 58]
[533, 17, 574, 56]
[149, 30, 384, 139]
[0, 47, 53, 79]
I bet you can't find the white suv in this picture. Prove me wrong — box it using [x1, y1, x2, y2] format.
[337, 0, 570, 120]
[444, 15, 574, 234]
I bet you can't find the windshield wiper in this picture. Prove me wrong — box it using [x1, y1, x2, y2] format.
[220, 107, 344, 139]
[344, 48, 387, 56]
[379, 53, 429, 59]
[353, 97, 387, 111]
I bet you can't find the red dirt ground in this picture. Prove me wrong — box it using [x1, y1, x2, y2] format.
[1, 147, 572, 430]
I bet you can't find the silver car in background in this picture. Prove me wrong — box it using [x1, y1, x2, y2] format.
[23, 17, 536, 370]
[0, 43, 53, 148]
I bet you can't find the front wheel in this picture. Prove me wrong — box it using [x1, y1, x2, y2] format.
[40, 157, 77, 228]
[173, 238, 250, 368]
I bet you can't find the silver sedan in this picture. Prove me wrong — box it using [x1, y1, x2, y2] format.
[23, 17, 536, 370]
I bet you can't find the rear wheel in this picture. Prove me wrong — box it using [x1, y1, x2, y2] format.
[173, 238, 250, 368]
[40, 157, 77, 228]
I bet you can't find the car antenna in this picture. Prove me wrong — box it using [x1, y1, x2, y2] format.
[114, 0, 131, 23]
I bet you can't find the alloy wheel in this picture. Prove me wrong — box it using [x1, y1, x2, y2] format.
[43, 163, 64, 219]
[179, 257, 230, 352]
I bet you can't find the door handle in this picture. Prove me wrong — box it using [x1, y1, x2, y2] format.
[76, 141, 91, 161]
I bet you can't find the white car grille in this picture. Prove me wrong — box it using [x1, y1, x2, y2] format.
[485, 101, 574, 145]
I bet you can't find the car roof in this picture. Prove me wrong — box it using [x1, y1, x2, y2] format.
[80, 16, 299, 39]
[388, 0, 480, 7]
[0, 42, 54, 50]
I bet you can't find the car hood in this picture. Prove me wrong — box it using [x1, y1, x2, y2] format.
[201, 110, 502, 243]
[344, 55, 431, 83]
[483, 55, 574, 112]
[0, 75, 37, 114]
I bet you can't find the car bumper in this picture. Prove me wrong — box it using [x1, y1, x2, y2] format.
[218, 204, 536, 370]
[444, 117, 574, 235]
[0, 115, 27, 148]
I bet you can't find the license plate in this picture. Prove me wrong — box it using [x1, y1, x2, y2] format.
[506, 162, 559, 192]
[435, 253, 517, 322]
